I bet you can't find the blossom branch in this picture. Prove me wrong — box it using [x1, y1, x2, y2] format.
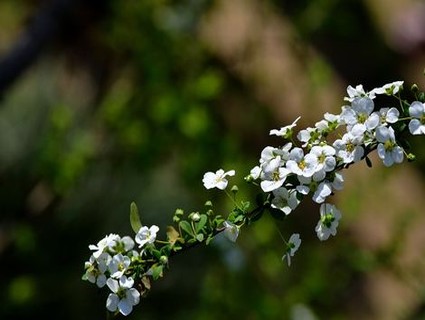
[82, 79, 425, 317]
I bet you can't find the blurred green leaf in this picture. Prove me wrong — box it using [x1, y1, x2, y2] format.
[195, 214, 207, 233]
[179, 220, 194, 237]
[130, 202, 142, 233]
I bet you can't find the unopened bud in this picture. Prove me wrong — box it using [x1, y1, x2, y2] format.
[230, 185, 239, 194]
[190, 212, 200, 222]
[175, 208, 184, 216]
[411, 84, 419, 92]
[204, 200, 213, 207]
[159, 255, 168, 265]
[407, 153, 416, 162]
[244, 175, 254, 183]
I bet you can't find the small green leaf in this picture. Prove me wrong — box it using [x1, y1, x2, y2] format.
[195, 214, 208, 233]
[205, 235, 214, 245]
[179, 220, 194, 236]
[241, 201, 250, 211]
[130, 202, 142, 233]
[151, 265, 164, 280]
[148, 248, 162, 259]
[196, 233, 204, 242]
[212, 216, 224, 228]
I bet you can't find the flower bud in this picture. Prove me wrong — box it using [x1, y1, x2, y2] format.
[407, 153, 416, 162]
[411, 84, 419, 92]
[175, 208, 184, 216]
[189, 212, 200, 222]
[230, 185, 239, 194]
[244, 175, 254, 182]
[159, 255, 168, 265]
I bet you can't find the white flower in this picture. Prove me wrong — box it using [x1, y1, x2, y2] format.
[340, 98, 379, 131]
[135, 225, 159, 248]
[296, 175, 311, 195]
[331, 172, 344, 191]
[282, 233, 301, 266]
[223, 221, 239, 242]
[286, 148, 319, 178]
[202, 169, 235, 190]
[312, 181, 332, 204]
[344, 84, 376, 102]
[108, 253, 132, 279]
[408, 101, 425, 135]
[258, 146, 292, 192]
[249, 166, 261, 180]
[315, 112, 340, 132]
[118, 236, 135, 252]
[372, 81, 403, 95]
[297, 127, 320, 147]
[89, 234, 121, 258]
[260, 165, 291, 192]
[270, 116, 301, 138]
[333, 129, 364, 164]
[310, 145, 336, 173]
[315, 203, 342, 241]
[271, 187, 300, 215]
[84, 252, 111, 288]
[259, 144, 291, 171]
[375, 126, 404, 166]
[106, 276, 140, 316]
[378, 107, 399, 124]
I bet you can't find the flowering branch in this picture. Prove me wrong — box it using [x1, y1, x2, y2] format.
[82, 80, 425, 317]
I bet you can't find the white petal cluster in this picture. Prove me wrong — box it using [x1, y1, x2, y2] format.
[84, 225, 160, 315]
[249, 81, 411, 247]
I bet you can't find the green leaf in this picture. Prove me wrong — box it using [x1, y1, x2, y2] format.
[212, 216, 224, 228]
[130, 202, 142, 233]
[195, 214, 208, 233]
[151, 265, 164, 280]
[205, 235, 214, 245]
[179, 220, 194, 236]
[241, 201, 250, 212]
[196, 233, 204, 242]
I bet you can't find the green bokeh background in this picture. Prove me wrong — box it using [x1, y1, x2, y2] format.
[1, 1, 425, 319]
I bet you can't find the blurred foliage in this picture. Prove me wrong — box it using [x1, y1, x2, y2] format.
[1, 0, 425, 319]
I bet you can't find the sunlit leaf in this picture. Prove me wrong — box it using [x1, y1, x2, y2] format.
[130, 202, 142, 233]
[195, 214, 207, 233]
[166, 226, 180, 245]
[151, 265, 164, 280]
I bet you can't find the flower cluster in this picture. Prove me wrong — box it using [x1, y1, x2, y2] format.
[247, 81, 411, 246]
[83, 80, 425, 316]
[83, 226, 159, 316]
